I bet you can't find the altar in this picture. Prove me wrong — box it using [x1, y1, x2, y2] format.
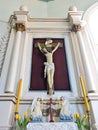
[27, 122, 78, 130]
[28, 96, 79, 130]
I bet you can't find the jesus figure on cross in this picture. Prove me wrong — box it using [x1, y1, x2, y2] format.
[37, 39, 61, 95]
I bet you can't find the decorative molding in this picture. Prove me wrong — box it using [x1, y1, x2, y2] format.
[83, 2, 98, 21]
[27, 18, 69, 22]
[16, 23, 25, 32]
[0, 94, 16, 103]
[0, 27, 11, 77]
[26, 27, 71, 33]
[71, 24, 82, 32]
[17, 97, 85, 104]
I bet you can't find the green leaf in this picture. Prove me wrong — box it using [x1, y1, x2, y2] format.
[17, 119, 22, 127]
[81, 117, 85, 125]
[83, 124, 89, 129]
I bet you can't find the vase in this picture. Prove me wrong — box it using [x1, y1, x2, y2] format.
[78, 127, 82, 130]
[17, 127, 26, 130]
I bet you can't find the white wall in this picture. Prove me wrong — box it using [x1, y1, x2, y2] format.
[0, 1, 98, 130]
[0, 0, 98, 22]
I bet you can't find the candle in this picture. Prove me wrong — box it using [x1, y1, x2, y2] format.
[80, 76, 90, 111]
[15, 79, 22, 113]
[84, 95, 90, 112]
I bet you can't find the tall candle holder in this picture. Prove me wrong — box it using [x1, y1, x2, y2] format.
[15, 79, 22, 113]
[14, 79, 22, 130]
[80, 76, 91, 130]
[86, 110, 92, 130]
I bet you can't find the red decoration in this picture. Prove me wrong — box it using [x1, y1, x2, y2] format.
[49, 98, 54, 122]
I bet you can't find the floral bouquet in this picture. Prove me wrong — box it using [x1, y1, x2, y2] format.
[74, 112, 89, 130]
[15, 111, 31, 130]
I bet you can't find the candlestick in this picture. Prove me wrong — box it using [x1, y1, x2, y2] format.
[80, 76, 90, 112]
[15, 79, 22, 113]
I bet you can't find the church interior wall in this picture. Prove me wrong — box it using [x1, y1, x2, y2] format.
[0, 97, 15, 130]
[0, 1, 98, 130]
[0, 0, 98, 21]
[83, 2, 98, 92]
[19, 27, 79, 99]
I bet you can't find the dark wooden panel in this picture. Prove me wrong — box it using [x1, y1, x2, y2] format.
[30, 38, 70, 91]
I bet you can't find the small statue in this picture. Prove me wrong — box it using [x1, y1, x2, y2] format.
[60, 100, 73, 122]
[30, 100, 43, 122]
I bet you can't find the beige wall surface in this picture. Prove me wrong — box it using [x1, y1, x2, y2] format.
[0, 0, 98, 22]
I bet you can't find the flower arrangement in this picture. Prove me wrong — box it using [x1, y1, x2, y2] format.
[74, 112, 89, 130]
[15, 111, 31, 130]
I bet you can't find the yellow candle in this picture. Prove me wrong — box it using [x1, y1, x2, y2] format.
[80, 76, 90, 111]
[80, 77, 86, 97]
[84, 95, 90, 111]
[15, 79, 22, 113]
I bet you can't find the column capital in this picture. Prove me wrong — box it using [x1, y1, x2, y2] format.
[67, 7, 86, 28]
[71, 24, 82, 32]
[16, 23, 25, 32]
[68, 9, 86, 32]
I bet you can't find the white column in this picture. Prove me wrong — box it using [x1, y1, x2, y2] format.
[68, 7, 96, 92]
[83, 28, 98, 75]
[76, 28, 96, 92]
[5, 23, 25, 93]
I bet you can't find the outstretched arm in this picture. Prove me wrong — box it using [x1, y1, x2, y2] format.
[37, 42, 42, 50]
[37, 42, 44, 54]
[52, 42, 61, 53]
[37, 42, 49, 54]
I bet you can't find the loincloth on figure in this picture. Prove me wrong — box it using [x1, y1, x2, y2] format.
[44, 62, 55, 78]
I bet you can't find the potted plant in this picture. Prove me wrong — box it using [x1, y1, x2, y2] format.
[15, 111, 30, 130]
[74, 112, 89, 130]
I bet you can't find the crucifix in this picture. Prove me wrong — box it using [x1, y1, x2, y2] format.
[49, 98, 54, 122]
[41, 97, 62, 122]
[37, 39, 62, 95]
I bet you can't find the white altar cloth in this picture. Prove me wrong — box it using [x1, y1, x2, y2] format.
[27, 122, 78, 130]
